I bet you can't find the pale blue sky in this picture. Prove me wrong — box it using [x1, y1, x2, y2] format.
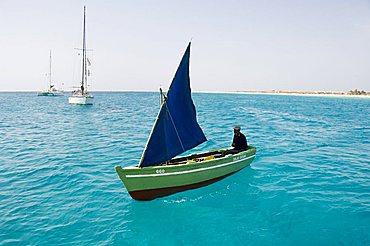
[1, 0, 369, 92]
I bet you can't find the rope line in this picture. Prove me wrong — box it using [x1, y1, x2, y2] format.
[165, 103, 185, 151]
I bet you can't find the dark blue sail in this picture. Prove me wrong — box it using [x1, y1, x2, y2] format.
[139, 43, 207, 167]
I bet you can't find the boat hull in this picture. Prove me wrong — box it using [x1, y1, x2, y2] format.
[68, 95, 94, 105]
[38, 92, 64, 96]
[115, 146, 256, 200]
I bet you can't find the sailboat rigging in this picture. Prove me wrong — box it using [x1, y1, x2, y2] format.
[37, 50, 64, 96]
[68, 6, 94, 105]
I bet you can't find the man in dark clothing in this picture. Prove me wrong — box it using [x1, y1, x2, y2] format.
[220, 126, 248, 156]
[232, 126, 248, 151]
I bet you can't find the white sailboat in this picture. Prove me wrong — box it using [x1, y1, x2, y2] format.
[38, 50, 64, 96]
[69, 6, 94, 105]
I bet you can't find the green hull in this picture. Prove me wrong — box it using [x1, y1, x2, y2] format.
[115, 146, 256, 200]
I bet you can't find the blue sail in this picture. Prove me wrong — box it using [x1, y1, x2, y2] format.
[139, 43, 207, 167]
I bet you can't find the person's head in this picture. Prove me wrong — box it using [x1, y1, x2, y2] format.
[234, 126, 241, 135]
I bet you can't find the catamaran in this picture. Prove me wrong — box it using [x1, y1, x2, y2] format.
[69, 6, 94, 105]
[38, 50, 64, 96]
[115, 42, 256, 200]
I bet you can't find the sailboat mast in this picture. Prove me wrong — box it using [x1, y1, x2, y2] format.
[49, 50, 52, 89]
[81, 6, 86, 94]
[159, 88, 164, 107]
[84, 6, 88, 93]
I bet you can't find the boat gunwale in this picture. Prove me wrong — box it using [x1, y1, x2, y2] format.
[119, 146, 256, 171]
[124, 154, 256, 178]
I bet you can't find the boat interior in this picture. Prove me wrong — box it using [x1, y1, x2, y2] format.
[161, 147, 253, 166]
[165, 150, 221, 165]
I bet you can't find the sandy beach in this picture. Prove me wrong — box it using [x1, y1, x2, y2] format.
[239, 91, 370, 99]
[196, 90, 370, 99]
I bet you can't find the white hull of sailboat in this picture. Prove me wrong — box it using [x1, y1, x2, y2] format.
[38, 91, 64, 96]
[68, 95, 94, 105]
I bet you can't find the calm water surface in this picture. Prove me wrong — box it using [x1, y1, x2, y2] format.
[0, 92, 369, 245]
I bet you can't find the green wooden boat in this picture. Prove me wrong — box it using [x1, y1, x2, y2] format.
[115, 147, 256, 200]
[115, 42, 256, 200]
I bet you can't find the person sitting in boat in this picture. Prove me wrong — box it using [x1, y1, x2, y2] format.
[232, 126, 248, 151]
[220, 126, 248, 156]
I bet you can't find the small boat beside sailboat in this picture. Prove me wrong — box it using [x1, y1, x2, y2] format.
[69, 6, 94, 105]
[115, 42, 256, 200]
[38, 50, 64, 96]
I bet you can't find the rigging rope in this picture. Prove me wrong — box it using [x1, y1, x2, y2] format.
[165, 102, 185, 151]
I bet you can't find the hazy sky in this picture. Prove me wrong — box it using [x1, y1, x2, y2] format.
[1, 0, 369, 92]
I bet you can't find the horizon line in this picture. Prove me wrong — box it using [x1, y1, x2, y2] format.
[0, 89, 367, 93]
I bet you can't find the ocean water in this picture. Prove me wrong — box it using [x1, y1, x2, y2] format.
[0, 92, 369, 245]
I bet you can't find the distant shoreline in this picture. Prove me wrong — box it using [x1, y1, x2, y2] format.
[193, 90, 369, 98]
[234, 91, 370, 98]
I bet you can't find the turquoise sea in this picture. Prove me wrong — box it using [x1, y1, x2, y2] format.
[0, 92, 369, 245]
